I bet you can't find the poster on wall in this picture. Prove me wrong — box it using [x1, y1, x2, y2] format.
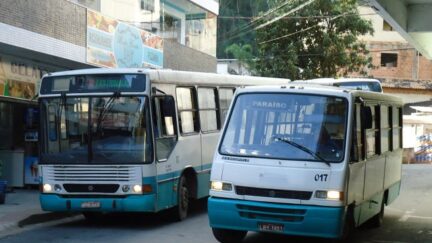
[24, 156, 39, 185]
[87, 10, 164, 68]
[0, 55, 60, 100]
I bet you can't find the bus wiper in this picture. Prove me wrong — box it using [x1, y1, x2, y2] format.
[96, 91, 121, 133]
[273, 137, 330, 166]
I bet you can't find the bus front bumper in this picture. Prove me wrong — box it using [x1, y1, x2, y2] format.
[208, 197, 345, 239]
[40, 194, 156, 212]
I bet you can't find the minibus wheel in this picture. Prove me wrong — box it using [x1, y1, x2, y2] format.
[212, 228, 247, 243]
[367, 200, 385, 228]
[173, 175, 189, 221]
[334, 208, 354, 243]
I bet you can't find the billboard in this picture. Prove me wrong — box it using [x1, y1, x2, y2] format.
[87, 10, 164, 68]
[0, 55, 60, 100]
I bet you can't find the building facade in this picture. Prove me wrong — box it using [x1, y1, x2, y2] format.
[0, 0, 219, 187]
[357, 6, 432, 104]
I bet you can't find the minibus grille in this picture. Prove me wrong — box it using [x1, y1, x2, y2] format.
[237, 204, 306, 222]
[235, 186, 312, 200]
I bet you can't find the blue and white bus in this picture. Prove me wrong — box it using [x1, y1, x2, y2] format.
[208, 84, 403, 241]
[38, 68, 289, 220]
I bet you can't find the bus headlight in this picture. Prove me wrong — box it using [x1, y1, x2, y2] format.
[133, 185, 142, 193]
[211, 181, 233, 191]
[315, 190, 343, 200]
[43, 184, 53, 193]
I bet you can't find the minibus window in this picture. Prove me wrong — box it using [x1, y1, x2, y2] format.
[220, 93, 348, 163]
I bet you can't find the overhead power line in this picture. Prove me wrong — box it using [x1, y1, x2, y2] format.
[255, 0, 316, 30]
[223, 0, 318, 43]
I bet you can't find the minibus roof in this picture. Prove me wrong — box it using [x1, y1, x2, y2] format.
[235, 85, 402, 105]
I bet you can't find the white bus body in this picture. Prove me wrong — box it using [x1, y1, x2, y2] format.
[293, 78, 383, 93]
[208, 85, 403, 241]
[38, 68, 289, 220]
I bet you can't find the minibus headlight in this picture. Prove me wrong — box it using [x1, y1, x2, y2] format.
[43, 184, 53, 193]
[211, 181, 233, 191]
[315, 190, 342, 200]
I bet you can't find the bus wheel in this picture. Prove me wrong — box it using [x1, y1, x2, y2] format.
[174, 175, 189, 221]
[212, 228, 247, 243]
[367, 200, 385, 228]
[334, 208, 354, 243]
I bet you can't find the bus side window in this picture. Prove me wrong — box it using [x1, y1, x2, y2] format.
[152, 96, 178, 162]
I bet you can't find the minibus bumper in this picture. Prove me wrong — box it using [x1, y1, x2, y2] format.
[40, 193, 156, 212]
[208, 197, 345, 239]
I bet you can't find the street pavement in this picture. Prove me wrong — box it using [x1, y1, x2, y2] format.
[0, 189, 78, 238]
[0, 164, 431, 242]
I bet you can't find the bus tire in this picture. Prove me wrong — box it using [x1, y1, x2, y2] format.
[212, 228, 247, 243]
[334, 207, 354, 243]
[367, 200, 385, 228]
[173, 175, 189, 221]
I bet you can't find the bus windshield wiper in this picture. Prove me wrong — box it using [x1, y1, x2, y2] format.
[273, 136, 330, 166]
[96, 91, 121, 133]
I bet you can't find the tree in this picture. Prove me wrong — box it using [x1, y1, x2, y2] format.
[252, 0, 374, 80]
[217, 0, 270, 59]
[225, 43, 255, 74]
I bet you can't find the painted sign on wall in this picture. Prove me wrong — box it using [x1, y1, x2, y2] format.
[0, 55, 60, 100]
[87, 10, 164, 68]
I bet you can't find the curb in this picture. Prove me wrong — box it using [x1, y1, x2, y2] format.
[0, 213, 82, 239]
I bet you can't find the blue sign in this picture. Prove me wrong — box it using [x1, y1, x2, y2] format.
[113, 23, 144, 68]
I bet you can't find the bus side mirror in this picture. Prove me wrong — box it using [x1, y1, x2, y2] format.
[361, 106, 373, 129]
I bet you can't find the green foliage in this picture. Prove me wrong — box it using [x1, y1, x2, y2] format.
[225, 43, 255, 70]
[253, 0, 374, 79]
[217, 0, 269, 59]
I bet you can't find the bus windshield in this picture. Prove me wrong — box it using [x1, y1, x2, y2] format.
[40, 96, 153, 164]
[220, 93, 348, 162]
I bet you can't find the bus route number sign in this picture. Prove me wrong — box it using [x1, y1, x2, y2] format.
[314, 174, 328, 182]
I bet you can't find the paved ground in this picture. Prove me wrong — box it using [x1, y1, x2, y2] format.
[0, 189, 78, 237]
[0, 164, 431, 242]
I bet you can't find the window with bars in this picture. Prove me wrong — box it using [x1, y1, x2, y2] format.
[198, 87, 219, 132]
[176, 87, 199, 134]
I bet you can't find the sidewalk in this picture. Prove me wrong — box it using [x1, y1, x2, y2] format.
[0, 189, 78, 237]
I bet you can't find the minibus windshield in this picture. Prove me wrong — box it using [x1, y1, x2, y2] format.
[220, 93, 348, 162]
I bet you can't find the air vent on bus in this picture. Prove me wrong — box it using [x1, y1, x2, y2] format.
[235, 186, 312, 200]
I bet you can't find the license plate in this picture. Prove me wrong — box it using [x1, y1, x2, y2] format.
[81, 201, 101, 209]
[258, 222, 284, 232]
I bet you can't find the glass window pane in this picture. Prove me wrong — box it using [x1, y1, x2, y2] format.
[219, 88, 234, 109]
[198, 88, 216, 109]
[200, 110, 217, 132]
[180, 111, 195, 133]
[220, 94, 348, 162]
[176, 87, 193, 110]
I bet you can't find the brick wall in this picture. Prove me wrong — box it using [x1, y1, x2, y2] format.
[366, 41, 432, 81]
[0, 0, 86, 47]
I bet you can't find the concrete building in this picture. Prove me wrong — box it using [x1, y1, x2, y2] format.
[0, 0, 219, 187]
[357, 6, 432, 104]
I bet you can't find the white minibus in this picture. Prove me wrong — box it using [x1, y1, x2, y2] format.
[208, 84, 403, 242]
[293, 78, 383, 93]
